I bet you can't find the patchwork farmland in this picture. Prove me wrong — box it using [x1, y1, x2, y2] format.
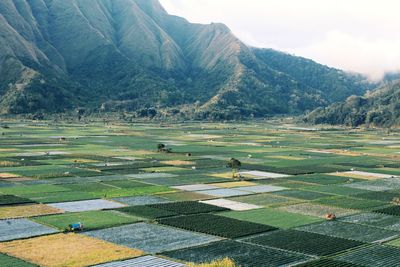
[0, 121, 400, 266]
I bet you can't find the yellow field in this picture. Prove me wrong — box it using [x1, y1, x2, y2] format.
[0, 173, 20, 179]
[209, 172, 236, 179]
[160, 160, 194, 166]
[0, 148, 17, 152]
[0, 161, 20, 167]
[211, 181, 257, 188]
[0, 233, 143, 267]
[0, 204, 63, 219]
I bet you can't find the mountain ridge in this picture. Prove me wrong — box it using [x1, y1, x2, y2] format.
[0, 0, 372, 119]
[304, 80, 400, 127]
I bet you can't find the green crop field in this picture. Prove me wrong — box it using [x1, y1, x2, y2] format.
[1, 120, 400, 266]
[33, 210, 142, 231]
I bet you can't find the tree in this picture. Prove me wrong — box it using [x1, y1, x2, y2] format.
[157, 143, 172, 153]
[157, 143, 166, 152]
[227, 158, 241, 179]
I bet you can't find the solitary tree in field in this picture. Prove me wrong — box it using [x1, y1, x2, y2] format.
[157, 143, 172, 153]
[157, 143, 166, 152]
[227, 158, 241, 179]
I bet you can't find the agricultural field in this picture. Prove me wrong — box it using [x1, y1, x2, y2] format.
[0, 120, 400, 266]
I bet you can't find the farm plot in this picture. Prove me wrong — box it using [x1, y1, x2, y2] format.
[112, 195, 171, 206]
[26, 190, 97, 204]
[84, 222, 221, 253]
[0, 204, 63, 219]
[159, 190, 214, 201]
[126, 173, 178, 179]
[0, 184, 70, 197]
[157, 213, 277, 238]
[0, 253, 37, 267]
[48, 199, 126, 212]
[287, 174, 359, 185]
[196, 188, 250, 198]
[238, 170, 291, 179]
[210, 181, 257, 188]
[228, 194, 299, 207]
[303, 185, 370, 196]
[0, 233, 143, 267]
[162, 240, 311, 267]
[58, 181, 173, 198]
[0, 195, 35, 206]
[172, 184, 220, 191]
[272, 189, 333, 200]
[234, 185, 287, 193]
[279, 203, 358, 218]
[295, 258, 364, 267]
[297, 221, 399, 243]
[0, 219, 58, 241]
[92, 256, 185, 267]
[133, 175, 226, 186]
[374, 206, 400, 216]
[244, 230, 364, 256]
[335, 245, 400, 267]
[200, 199, 262, 211]
[353, 191, 400, 202]
[33, 210, 141, 231]
[340, 213, 400, 231]
[315, 196, 386, 210]
[117, 205, 178, 219]
[148, 201, 229, 215]
[344, 178, 400, 192]
[222, 208, 322, 229]
[331, 171, 395, 180]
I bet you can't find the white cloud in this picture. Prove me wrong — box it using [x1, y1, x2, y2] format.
[159, 0, 400, 79]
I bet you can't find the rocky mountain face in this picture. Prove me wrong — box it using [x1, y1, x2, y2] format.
[0, 0, 371, 119]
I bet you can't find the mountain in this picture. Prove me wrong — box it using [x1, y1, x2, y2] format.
[0, 0, 372, 119]
[304, 81, 400, 127]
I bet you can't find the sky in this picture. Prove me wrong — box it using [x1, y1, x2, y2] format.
[159, 0, 400, 80]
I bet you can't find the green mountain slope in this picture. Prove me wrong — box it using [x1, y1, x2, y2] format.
[0, 0, 371, 118]
[305, 81, 400, 127]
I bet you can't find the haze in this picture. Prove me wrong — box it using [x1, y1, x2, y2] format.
[160, 0, 400, 80]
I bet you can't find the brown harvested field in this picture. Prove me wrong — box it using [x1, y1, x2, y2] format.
[161, 160, 195, 166]
[0, 204, 63, 219]
[210, 181, 257, 188]
[0, 233, 143, 267]
[0, 173, 20, 179]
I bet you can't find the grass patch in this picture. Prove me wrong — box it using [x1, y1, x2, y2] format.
[0, 195, 35, 206]
[315, 196, 386, 210]
[0, 253, 37, 267]
[33, 210, 141, 231]
[221, 208, 322, 229]
[117, 205, 178, 219]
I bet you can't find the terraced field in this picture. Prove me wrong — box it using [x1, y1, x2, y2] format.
[0, 120, 400, 266]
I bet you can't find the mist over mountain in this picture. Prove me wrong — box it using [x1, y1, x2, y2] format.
[0, 0, 372, 119]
